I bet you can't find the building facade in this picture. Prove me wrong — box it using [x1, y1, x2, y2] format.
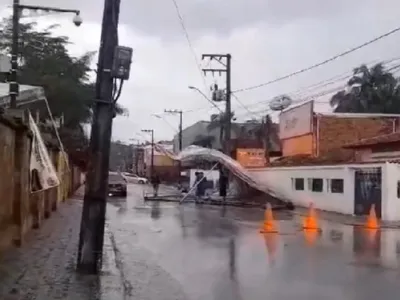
[173, 118, 281, 156]
[279, 100, 400, 157]
[344, 132, 400, 163]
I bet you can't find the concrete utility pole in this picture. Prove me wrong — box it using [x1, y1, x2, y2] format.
[77, 0, 121, 274]
[201, 54, 232, 154]
[164, 109, 183, 151]
[164, 109, 183, 182]
[142, 129, 154, 178]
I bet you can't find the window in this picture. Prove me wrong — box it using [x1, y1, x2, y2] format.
[294, 178, 304, 191]
[330, 179, 344, 193]
[311, 178, 323, 192]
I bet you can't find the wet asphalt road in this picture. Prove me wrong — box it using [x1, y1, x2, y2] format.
[1, 183, 400, 299]
[106, 184, 400, 300]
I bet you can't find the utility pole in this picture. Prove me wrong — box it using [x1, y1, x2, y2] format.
[164, 109, 183, 151]
[142, 129, 154, 178]
[77, 0, 121, 274]
[9, 0, 20, 109]
[164, 109, 183, 183]
[202, 54, 232, 199]
[201, 54, 232, 154]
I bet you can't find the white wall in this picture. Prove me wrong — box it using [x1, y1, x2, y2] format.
[249, 165, 355, 215]
[382, 162, 400, 221]
[248, 163, 400, 221]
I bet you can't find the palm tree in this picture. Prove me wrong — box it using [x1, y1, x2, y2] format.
[330, 63, 400, 113]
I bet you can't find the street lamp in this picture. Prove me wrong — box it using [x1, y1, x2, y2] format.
[141, 129, 154, 179]
[164, 109, 183, 184]
[9, 1, 82, 108]
[188, 85, 211, 102]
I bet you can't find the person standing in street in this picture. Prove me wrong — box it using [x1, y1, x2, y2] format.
[151, 173, 161, 197]
[219, 168, 228, 202]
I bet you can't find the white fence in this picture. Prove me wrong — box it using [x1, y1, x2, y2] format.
[249, 162, 400, 221]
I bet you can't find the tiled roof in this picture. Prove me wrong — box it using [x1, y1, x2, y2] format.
[344, 132, 400, 148]
[269, 149, 354, 167]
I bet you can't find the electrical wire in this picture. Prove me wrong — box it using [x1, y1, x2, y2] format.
[170, 0, 222, 112]
[233, 25, 400, 93]
[234, 86, 344, 119]
[231, 93, 258, 118]
[196, 56, 400, 116]
[152, 114, 179, 134]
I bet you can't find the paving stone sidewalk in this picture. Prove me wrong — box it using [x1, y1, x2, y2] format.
[0, 192, 124, 300]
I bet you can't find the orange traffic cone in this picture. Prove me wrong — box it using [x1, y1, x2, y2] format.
[302, 202, 320, 230]
[260, 203, 278, 233]
[365, 204, 379, 229]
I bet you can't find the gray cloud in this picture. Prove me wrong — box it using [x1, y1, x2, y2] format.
[2, 0, 400, 143]
[2, 0, 374, 38]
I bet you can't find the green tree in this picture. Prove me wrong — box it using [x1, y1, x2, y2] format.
[330, 63, 400, 113]
[0, 17, 127, 154]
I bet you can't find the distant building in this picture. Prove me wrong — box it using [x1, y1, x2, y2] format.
[344, 132, 400, 163]
[277, 100, 400, 160]
[132, 146, 145, 176]
[142, 143, 178, 181]
[172, 117, 280, 156]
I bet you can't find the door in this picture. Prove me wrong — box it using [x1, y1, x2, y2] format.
[354, 168, 382, 218]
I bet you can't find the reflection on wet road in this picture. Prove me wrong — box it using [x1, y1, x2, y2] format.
[106, 184, 400, 300]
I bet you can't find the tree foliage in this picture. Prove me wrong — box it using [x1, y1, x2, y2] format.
[0, 17, 128, 155]
[330, 63, 400, 113]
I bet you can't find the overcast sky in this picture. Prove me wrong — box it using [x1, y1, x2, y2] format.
[2, 0, 400, 144]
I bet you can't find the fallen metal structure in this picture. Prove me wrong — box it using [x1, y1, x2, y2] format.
[147, 145, 292, 207]
[157, 145, 291, 200]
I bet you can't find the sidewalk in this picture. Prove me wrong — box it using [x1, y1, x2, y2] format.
[0, 191, 124, 300]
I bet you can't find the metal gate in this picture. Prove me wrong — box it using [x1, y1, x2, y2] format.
[354, 167, 382, 218]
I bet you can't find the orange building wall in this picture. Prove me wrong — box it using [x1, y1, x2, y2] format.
[282, 133, 314, 156]
[236, 148, 266, 168]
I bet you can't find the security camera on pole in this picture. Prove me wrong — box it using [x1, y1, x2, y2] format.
[9, 1, 83, 109]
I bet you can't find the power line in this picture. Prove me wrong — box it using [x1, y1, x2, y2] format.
[231, 93, 258, 118]
[234, 87, 343, 119]
[234, 25, 400, 93]
[170, 0, 203, 84]
[170, 0, 222, 111]
[229, 56, 400, 114]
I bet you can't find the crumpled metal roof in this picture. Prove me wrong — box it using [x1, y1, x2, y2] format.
[154, 144, 289, 202]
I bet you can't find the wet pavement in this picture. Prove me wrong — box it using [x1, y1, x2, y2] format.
[1, 184, 400, 299]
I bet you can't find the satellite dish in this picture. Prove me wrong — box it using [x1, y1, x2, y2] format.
[269, 95, 293, 111]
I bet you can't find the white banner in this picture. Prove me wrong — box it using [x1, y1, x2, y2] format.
[279, 100, 314, 140]
[29, 113, 60, 192]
